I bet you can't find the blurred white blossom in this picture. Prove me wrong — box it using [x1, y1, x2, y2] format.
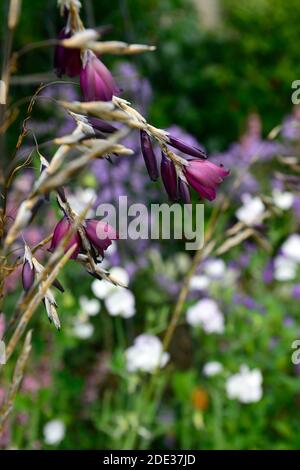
[274, 255, 298, 281]
[72, 319, 94, 339]
[203, 361, 224, 377]
[226, 365, 263, 403]
[43, 419, 65, 445]
[190, 275, 210, 291]
[105, 289, 135, 318]
[125, 334, 169, 373]
[79, 296, 100, 316]
[67, 188, 96, 218]
[281, 234, 300, 263]
[203, 259, 226, 279]
[186, 298, 224, 333]
[236, 194, 265, 226]
[272, 189, 294, 210]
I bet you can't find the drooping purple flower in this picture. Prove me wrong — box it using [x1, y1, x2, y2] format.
[48, 217, 82, 259]
[85, 219, 118, 257]
[167, 134, 207, 159]
[140, 130, 159, 181]
[22, 261, 35, 292]
[183, 159, 230, 201]
[161, 153, 178, 201]
[54, 28, 82, 78]
[80, 51, 119, 102]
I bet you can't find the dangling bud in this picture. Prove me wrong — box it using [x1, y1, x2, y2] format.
[22, 260, 35, 292]
[140, 130, 159, 181]
[178, 178, 191, 203]
[54, 28, 82, 78]
[167, 135, 207, 159]
[80, 50, 119, 102]
[161, 152, 178, 201]
[49, 217, 82, 259]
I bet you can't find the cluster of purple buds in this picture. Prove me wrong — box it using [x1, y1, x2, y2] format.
[48, 216, 118, 261]
[140, 130, 230, 202]
[54, 8, 119, 102]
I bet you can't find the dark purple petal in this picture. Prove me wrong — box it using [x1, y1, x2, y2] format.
[88, 117, 117, 134]
[161, 153, 178, 201]
[54, 28, 81, 78]
[178, 178, 191, 203]
[168, 135, 207, 159]
[140, 130, 159, 181]
[22, 261, 35, 292]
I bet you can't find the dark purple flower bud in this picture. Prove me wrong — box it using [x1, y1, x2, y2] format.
[48, 217, 81, 259]
[85, 219, 118, 256]
[88, 117, 117, 134]
[140, 130, 159, 181]
[178, 178, 191, 203]
[80, 51, 119, 102]
[54, 28, 82, 78]
[161, 153, 178, 201]
[167, 135, 207, 159]
[22, 261, 35, 292]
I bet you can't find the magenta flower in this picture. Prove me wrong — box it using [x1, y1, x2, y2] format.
[161, 153, 178, 201]
[80, 51, 119, 102]
[85, 219, 118, 257]
[183, 159, 230, 201]
[48, 217, 82, 259]
[54, 28, 82, 78]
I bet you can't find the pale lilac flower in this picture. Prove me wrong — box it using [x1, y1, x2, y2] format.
[105, 289, 135, 318]
[272, 188, 294, 210]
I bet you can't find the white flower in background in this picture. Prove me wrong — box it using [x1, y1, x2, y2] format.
[72, 319, 94, 339]
[105, 289, 135, 318]
[274, 255, 298, 281]
[235, 194, 265, 226]
[79, 296, 100, 316]
[272, 188, 294, 210]
[190, 275, 210, 291]
[281, 234, 300, 263]
[91, 267, 135, 318]
[226, 365, 263, 403]
[91, 279, 115, 299]
[43, 419, 65, 445]
[67, 188, 96, 218]
[109, 266, 129, 286]
[125, 334, 169, 373]
[203, 361, 224, 377]
[186, 298, 224, 333]
[203, 259, 226, 279]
